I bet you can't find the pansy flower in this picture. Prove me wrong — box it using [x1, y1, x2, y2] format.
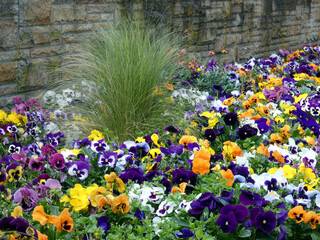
[49, 153, 65, 170]
[304, 211, 320, 229]
[216, 211, 238, 233]
[51, 208, 74, 232]
[29, 155, 45, 172]
[112, 194, 130, 214]
[91, 139, 110, 153]
[6, 162, 23, 182]
[156, 200, 176, 216]
[288, 205, 306, 223]
[68, 161, 90, 180]
[97, 151, 117, 168]
[14, 186, 38, 211]
[97, 216, 111, 238]
[7, 142, 22, 154]
[175, 228, 195, 238]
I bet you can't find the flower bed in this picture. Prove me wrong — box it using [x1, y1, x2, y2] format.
[1, 45, 320, 239]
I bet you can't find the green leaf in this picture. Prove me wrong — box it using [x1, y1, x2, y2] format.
[195, 228, 204, 239]
[298, 86, 311, 94]
[311, 231, 320, 240]
[294, 79, 315, 85]
[172, 217, 190, 227]
[238, 228, 251, 238]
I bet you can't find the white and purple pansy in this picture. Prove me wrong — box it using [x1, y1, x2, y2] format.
[8, 142, 22, 154]
[97, 151, 117, 168]
[156, 200, 177, 217]
[91, 139, 110, 153]
[68, 160, 90, 180]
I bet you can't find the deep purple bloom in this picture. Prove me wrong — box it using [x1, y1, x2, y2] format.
[204, 128, 216, 142]
[175, 228, 195, 238]
[217, 190, 234, 203]
[73, 138, 91, 149]
[28, 155, 45, 172]
[265, 178, 278, 191]
[97, 216, 111, 237]
[223, 112, 239, 126]
[119, 167, 144, 184]
[14, 186, 38, 211]
[255, 211, 277, 233]
[220, 204, 249, 223]
[278, 226, 287, 240]
[49, 153, 65, 169]
[164, 125, 181, 134]
[277, 209, 287, 225]
[256, 118, 269, 134]
[239, 190, 268, 206]
[67, 161, 90, 180]
[189, 192, 222, 219]
[216, 212, 238, 233]
[237, 124, 258, 140]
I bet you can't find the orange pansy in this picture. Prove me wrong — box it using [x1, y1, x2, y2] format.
[172, 182, 187, 195]
[272, 150, 284, 163]
[257, 143, 270, 157]
[220, 169, 234, 186]
[112, 194, 130, 214]
[304, 211, 320, 229]
[192, 157, 210, 175]
[90, 187, 108, 207]
[179, 135, 197, 150]
[288, 205, 307, 223]
[193, 149, 211, 161]
[51, 208, 74, 233]
[32, 205, 53, 226]
[270, 133, 283, 145]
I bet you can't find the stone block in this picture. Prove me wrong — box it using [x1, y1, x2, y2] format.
[62, 32, 91, 44]
[0, 62, 17, 84]
[75, 5, 87, 21]
[88, 4, 108, 13]
[26, 0, 51, 25]
[33, 27, 51, 45]
[31, 46, 61, 58]
[51, 5, 75, 23]
[18, 59, 49, 92]
[0, 2, 14, 18]
[0, 19, 18, 50]
[101, 13, 113, 21]
[88, 13, 101, 22]
[0, 83, 16, 96]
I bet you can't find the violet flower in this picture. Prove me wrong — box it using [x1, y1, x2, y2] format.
[49, 153, 65, 170]
[175, 228, 195, 238]
[216, 212, 238, 233]
[67, 161, 90, 180]
[14, 186, 38, 211]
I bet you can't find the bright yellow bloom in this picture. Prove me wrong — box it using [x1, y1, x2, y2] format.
[0, 110, 7, 122]
[282, 165, 297, 179]
[11, 206, 23, 218]
[294, 93, 308, 104]
[88, 130, 104, 141]
[6, 112, 20, 125]
[299, 163, 316, 182]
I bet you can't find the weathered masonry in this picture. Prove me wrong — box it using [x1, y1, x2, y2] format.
[0, 0, 319, 107]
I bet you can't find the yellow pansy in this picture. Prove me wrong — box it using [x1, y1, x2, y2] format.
[282, 165, 297, 179]
[6, 112, 20, 125]
[299, 163, 316, 182]
[88, 130, 104, 141]
[0, 110, 7, 122]
[294, 93, 308, 104]
[256, 92, 266, 100]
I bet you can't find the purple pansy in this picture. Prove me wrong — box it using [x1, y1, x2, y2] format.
[68, 161, 90, 180]
[216, 211, 238, 233]
[14, 186, 38, 211]
[91, 139, 110, 153]
[49, 153, 65, 170]
[175, 228, 195, 238]
[97, 151, 117, 168]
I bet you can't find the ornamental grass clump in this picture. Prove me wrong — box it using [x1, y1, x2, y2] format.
[64, 21, 181, 142]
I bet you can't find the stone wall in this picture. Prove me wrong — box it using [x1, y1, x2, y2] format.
[0, 0, 320, 107]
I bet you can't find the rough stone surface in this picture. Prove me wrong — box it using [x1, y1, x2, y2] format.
[0, 0, 320, 107]
[26, 0, 51, 25]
